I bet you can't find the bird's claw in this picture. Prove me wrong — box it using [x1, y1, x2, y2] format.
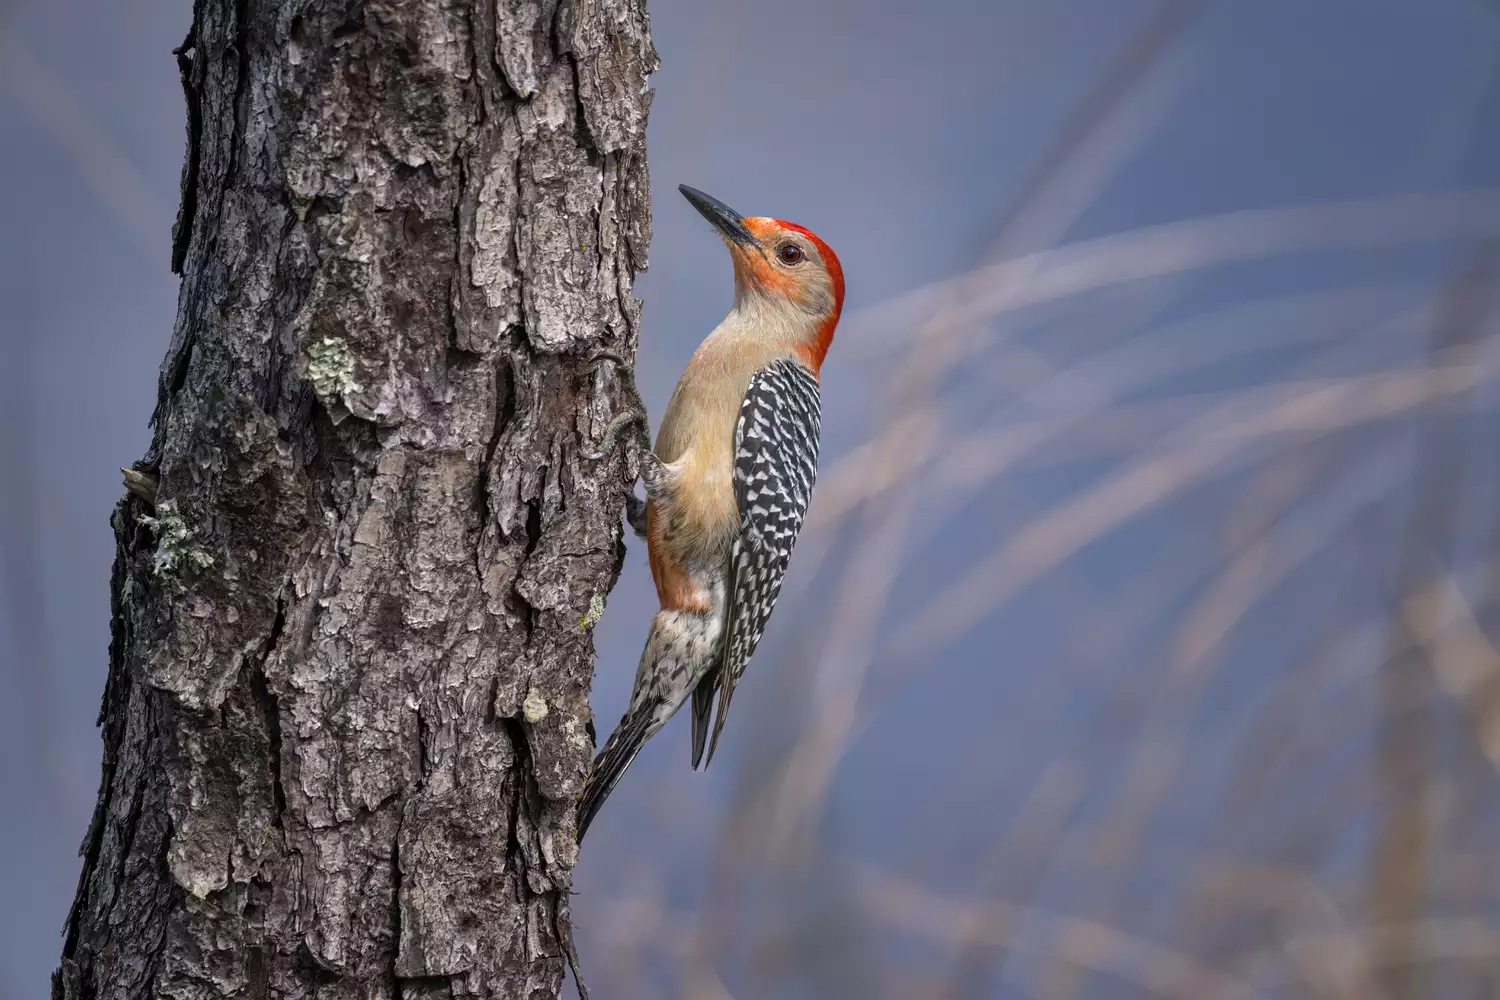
[583, 349, 662, 535]
[581, 349, 652, 462]
[588, 350, 649, 414]
[587, 349, 629, 370]
[579, 408, 648, 462]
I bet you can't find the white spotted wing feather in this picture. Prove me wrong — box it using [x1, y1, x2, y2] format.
[693, 357, 821, 766]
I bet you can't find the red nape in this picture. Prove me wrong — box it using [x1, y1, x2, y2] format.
[774, 220, 845, 313]
[774, 219, 844, 372]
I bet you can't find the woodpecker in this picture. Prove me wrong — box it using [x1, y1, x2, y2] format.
[576, 185, 844, 842]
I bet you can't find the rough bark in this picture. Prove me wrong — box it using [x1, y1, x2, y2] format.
[55, 1, 655, 997]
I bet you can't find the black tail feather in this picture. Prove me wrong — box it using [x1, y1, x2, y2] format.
[703, 677, 739, 770]
[689, 669, 719, 770]
[576, 705, 655, 843]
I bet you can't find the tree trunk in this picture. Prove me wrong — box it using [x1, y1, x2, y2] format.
[54, 1, 655, 997]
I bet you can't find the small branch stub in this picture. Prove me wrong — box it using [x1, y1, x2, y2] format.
[121, 466, 159, 506]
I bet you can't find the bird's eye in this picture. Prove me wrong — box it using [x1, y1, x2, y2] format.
[777, 243, 804, 265]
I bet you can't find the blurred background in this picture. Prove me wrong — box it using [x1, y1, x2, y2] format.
[6, 0, 1500, 996]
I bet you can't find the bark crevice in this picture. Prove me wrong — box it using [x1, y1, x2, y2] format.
[171, 11, 203, 275]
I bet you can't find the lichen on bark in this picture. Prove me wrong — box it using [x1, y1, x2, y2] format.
[56, 1, 656, 998]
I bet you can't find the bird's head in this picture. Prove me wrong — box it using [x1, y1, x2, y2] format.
[680, 184, 844, 372]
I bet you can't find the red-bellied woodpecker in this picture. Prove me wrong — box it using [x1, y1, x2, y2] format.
[576, 185, 845, 842]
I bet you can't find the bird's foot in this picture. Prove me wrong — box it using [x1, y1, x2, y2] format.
[583, 351, 666, 536]
[579, 408, 649, 462]
[580, 350, 652, 462]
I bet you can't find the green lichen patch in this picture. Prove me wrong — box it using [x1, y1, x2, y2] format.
[578, 593, 606, 631]
[522, 688, 549, 724]
[139, 501, 215, 584]
[306, 337, 362, 400]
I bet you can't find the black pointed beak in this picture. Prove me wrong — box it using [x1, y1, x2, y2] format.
[679, 184, 758, 250]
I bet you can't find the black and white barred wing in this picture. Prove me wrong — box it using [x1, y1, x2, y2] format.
[693, 357, 822, 768]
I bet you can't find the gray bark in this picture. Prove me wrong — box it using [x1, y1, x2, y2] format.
[54, 1, 655, 997]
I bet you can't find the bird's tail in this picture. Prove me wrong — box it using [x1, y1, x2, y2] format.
[576, 704, 656, 843]
[689, 668, 720, 770]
